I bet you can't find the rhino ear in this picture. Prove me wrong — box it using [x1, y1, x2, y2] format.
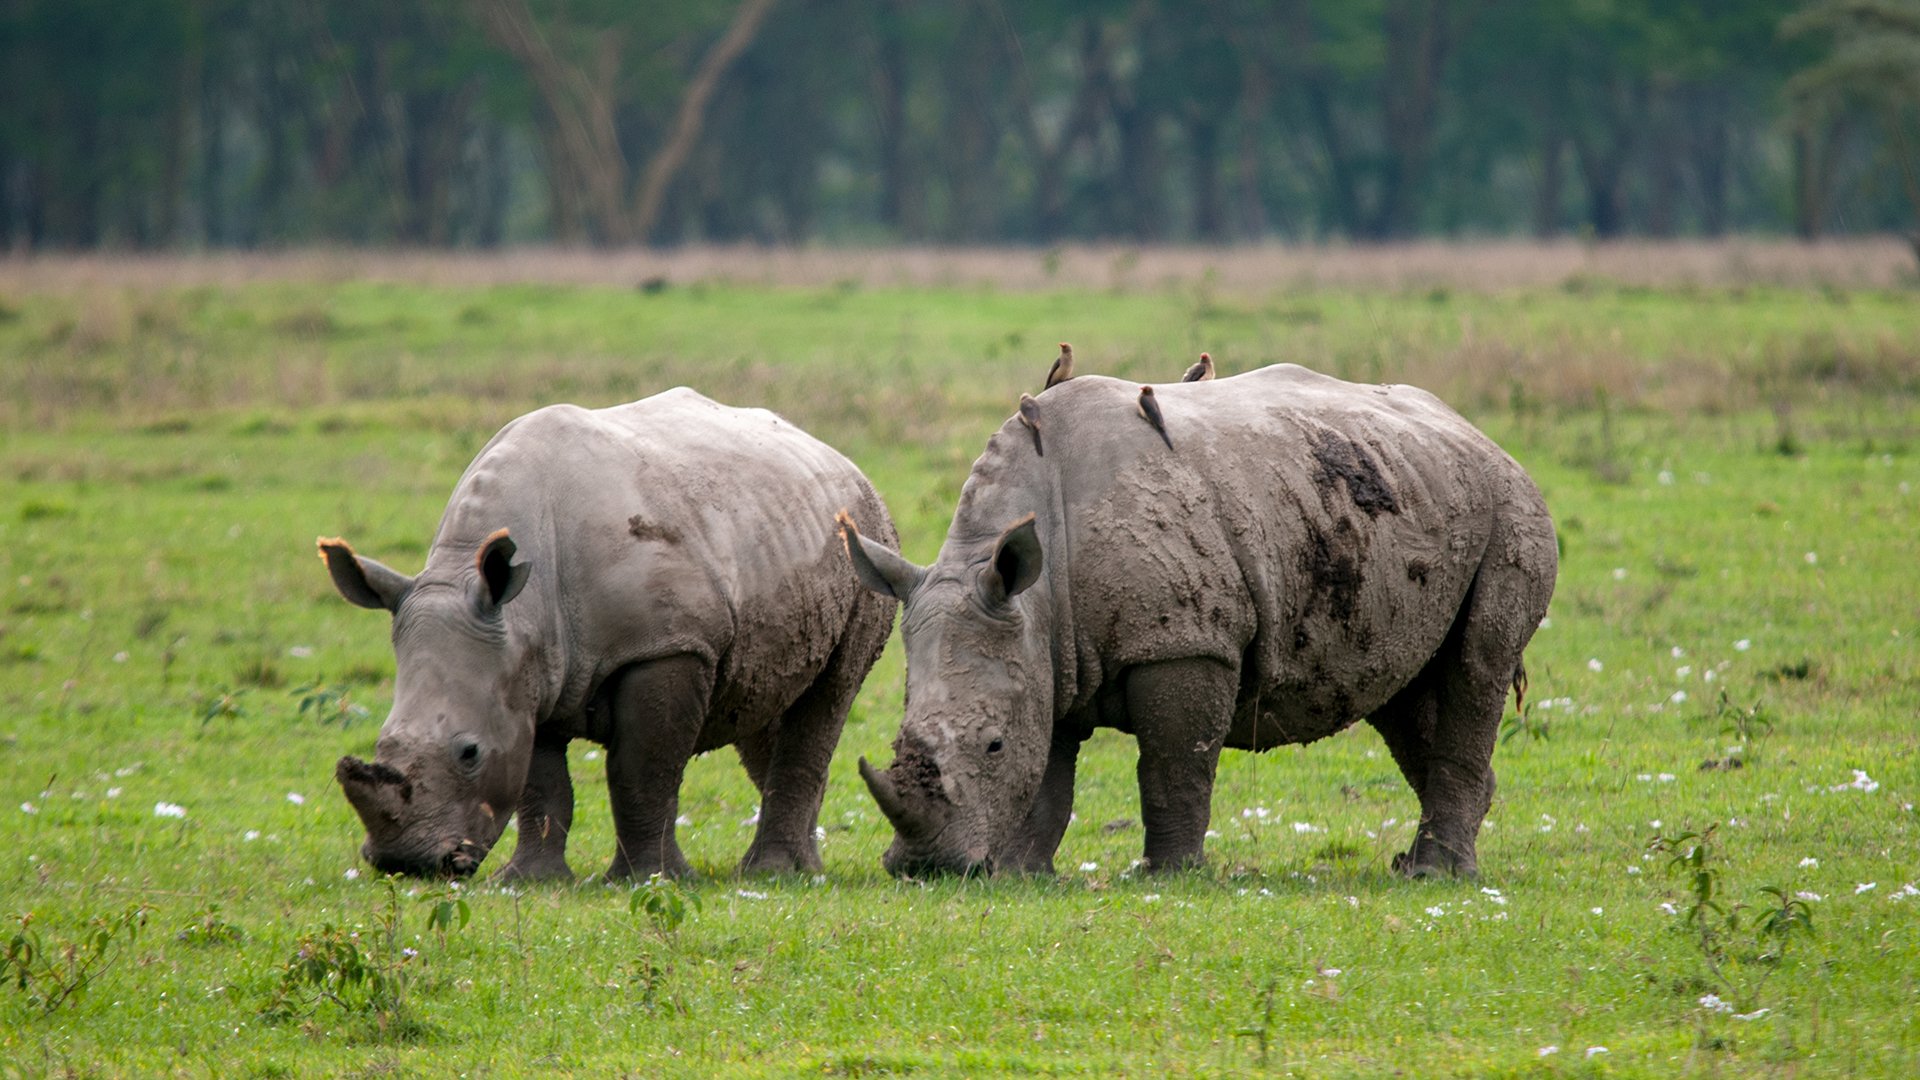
[476, 528, 530, 610]
[837, 510, 923, 602]
[987, 514, 1043, 602]
[318, 537, 414, 613]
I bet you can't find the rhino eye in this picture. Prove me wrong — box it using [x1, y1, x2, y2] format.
[454, 738, 483, 769]
[987, 738, 1004, 754]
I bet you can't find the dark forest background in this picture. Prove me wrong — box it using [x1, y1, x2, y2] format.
[2, 0, 1917, 251]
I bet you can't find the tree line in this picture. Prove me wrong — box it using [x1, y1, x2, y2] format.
[1, 0, 1915, 251]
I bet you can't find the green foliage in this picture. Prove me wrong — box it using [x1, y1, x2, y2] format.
[290, 682, 372, 727]
[1648, 825, 1820, 1011]
[1, 906, 148, 1014]
[260, 876, 465, 1041]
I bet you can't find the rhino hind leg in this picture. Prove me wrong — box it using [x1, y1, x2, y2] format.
[1372, 561, 1542, 880]
[1127, 657, 1238, 873]
[604, 654, 714, 881]
[494, 741, 577, 883]
[737, 616, 885, 876]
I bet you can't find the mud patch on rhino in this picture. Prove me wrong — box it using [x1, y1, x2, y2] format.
[1310, 430, 1400, 518]
[891, 745, 945, 802]
[1298, 521, 1363, 623]
[628, 515, 683, 545]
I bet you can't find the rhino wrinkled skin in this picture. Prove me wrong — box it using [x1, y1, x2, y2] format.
[323, 388, 897, 881]
[844, 365, 1557, 878]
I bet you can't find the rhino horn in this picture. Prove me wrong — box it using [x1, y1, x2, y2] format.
[336, 754, 411, 828]
[859, 755, 928, 835]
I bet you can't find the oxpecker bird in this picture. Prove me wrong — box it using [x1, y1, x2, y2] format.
[1044, 342, 1075, 391]
[1181, 352, 1215, 382]
[1136, 385, 1172, 450]
[1017, 393, 1044, 456]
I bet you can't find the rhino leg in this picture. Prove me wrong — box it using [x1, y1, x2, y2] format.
[734, 683, 839, 875]
[495, 740, 577, 883]
[1128, 657, 1237, 873]
[998, 722, 1091, 875]
[604, 654, 714, 881]
[1374, 563, 1538, 879]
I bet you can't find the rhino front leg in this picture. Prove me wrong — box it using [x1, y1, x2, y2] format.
[997, 723, 1090, 875]
[495, 740, 576, 883]
[604, 654, 714, 881]
[1128, 658, 1237, 873]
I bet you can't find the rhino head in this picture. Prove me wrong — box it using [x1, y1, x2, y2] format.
[319, 530, 534, 878]
[838, 511, 1054, 876]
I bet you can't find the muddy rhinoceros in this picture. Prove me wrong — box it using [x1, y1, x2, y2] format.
[320, 388, 897, 881]
[839, 365, 1556, 878]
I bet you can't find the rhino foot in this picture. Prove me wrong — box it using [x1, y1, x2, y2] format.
[1392, 831, 1479, 880]
[738, 841, 823, 877]
[493, 856, 575, 885]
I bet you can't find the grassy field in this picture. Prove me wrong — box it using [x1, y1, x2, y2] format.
[1, 254, 1917, 1076]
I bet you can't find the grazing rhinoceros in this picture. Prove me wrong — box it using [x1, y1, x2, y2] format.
[839, 365, 1556, 878]
[321, 388, 897, 881]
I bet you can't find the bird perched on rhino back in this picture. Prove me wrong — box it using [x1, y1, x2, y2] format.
[1182, 352, 1215, 382]
[1044, 342, 1075, 391]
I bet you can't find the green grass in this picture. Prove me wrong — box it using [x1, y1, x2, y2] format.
[1, 275, 1918, 1076]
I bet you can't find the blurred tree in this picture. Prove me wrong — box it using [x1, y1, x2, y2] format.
[1785, 0, 1920, 254]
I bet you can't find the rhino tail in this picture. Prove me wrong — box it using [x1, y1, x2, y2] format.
[1511, 661, 1529, 716]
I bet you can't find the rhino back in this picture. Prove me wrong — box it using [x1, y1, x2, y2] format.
[962, 367, 1545, 743]
[427, 388, 892, 729]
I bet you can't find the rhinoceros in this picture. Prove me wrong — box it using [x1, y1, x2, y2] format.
[839, 365, 1556, 878]
[320, 388, 897, 881]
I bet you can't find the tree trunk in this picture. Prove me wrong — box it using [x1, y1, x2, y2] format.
[1534, 114, 1564, 238]
[1187, 117, 1224, 242]
[1371, 0, 1453, 239]
[870, 1, 918, 238]
[630, 0, 779, 244]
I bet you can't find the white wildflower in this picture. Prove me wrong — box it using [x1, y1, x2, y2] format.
[1588, 658, 1604, 672]
[154, 801, 186, 819]
[583, 749, 601, 761]
[1658, 772, 1677, 782]
[1735, 1008, 1771, 1022]
[1204, 829, 1221, 839]
[736, 889, 767, 901]
[1670, 690, 1688, 704]
[1671, 646, 1686, 659]
[106, 787, 121, 799]
[244, 830, 260, 842]
[19, 802, 36, 815]
[1079, 862, 1099, 873]
[1829, 770, 1879, 793]
[1699, 993, 1733, 1013]
[1676, 665, 1692, 678]
[1590, 907, 1604, 916]
[344, 868, 360, 880]
[112, 651, 129, 663]
[1425, 905, 1444, 918]
[1799, 856, 1818, 867]
[1291, 822, 1323, 834]
[1142, 894, 1161, 903]
[675, 814, 693, 827]
[814, 826, 827, 841]
[1538, 1045, 1559, 1057]
[1889, 883, 1919, 901]
[740, 806, 760, 826]
[1586, 1046, 1610, 1058]
[1658, 902, 1679, 915]
[1855, 882, 1877, 895]
[288, 645, 315, 658]
[1804, 552, 1817, 565]
[1611, 567, 1627, 580]
[1795, 891, 1823, 902]
[1734, 639, 1751, 651]
[286, 792, 305, 805]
